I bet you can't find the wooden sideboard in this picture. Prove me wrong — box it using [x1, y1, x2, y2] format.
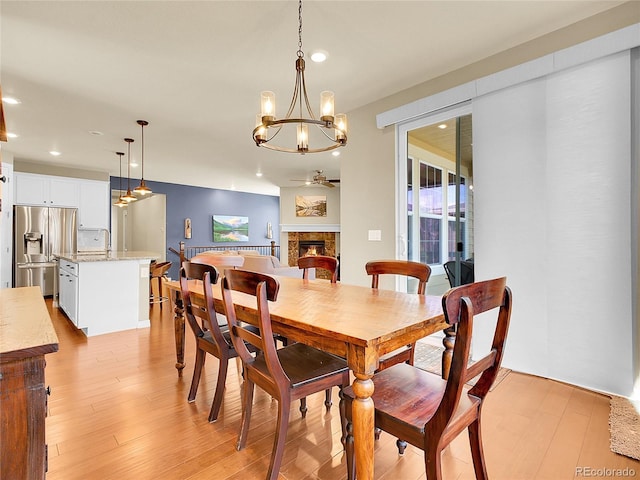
[0, 287, 59, 479]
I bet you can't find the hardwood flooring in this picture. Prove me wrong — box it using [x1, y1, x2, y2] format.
[43, 300, 639, 479]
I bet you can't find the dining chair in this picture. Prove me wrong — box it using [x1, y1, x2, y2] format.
[298, 255, 339, 283]
[220, 268, 350, 480]
[179, 261, 250, 422]
[365, 259, 431, 371]
[295, 254, 339, 414]
[149, 261, 172, 308]
[343, 277, 512, 480]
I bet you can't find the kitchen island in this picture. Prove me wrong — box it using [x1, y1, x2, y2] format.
[55, 251, 159, 337]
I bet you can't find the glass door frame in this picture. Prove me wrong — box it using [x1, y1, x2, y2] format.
[396, 102, 472, 289]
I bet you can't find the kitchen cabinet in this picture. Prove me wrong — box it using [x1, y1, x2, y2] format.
[0, 287, 59, 480]
[58, 260, 79, 326]
[78, 180, 109, 229]
[56, 252, 157, 337]
[15, 172, 79, 207]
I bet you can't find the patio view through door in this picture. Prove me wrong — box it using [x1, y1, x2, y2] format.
[397, 103, 473, 293]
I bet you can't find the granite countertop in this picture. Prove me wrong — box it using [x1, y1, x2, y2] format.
[56, 251, 160, 263]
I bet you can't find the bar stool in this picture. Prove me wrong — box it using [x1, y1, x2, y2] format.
[149, 261, 172, 308]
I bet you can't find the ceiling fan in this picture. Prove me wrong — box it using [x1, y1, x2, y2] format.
[291, 170, 339, 188]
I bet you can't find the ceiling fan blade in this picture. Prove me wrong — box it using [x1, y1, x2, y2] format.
[321, 182, 335, 188]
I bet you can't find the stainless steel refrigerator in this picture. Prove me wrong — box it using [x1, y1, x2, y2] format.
[13, 205, 77, 296]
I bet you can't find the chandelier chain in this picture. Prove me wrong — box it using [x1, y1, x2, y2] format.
[297, 0, 303, 58]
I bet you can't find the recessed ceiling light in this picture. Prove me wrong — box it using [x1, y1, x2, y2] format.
[332, 151, 340, 157]
[2, 96, 21, 105]
[130, 162, 139, 167]
[89, 130, 104, 136]
[438, 124, 447, 129]
[49, 151, 61, 156]
[256, 172, 263, 177]
[7, 132, 18, 139]
[310, 51, 327, 63]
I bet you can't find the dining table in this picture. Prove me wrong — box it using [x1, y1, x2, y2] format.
[165, 274, 448, 480]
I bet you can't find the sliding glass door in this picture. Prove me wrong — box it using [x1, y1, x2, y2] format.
[397, 103, 473, 291]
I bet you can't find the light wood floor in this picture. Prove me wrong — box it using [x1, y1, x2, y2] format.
[43, 300, 639, 479]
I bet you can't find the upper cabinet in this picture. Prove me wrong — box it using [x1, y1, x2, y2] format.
[15, 173, 109, 230]
[15, 172, 80, 207]
[78, 180, 109, 229]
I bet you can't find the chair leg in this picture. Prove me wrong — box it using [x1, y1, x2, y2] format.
[208, 357, 229, 423]
[299, 397, 307, 418]
[188, 348, 206, 402]
[468, 418, 489, 480]
[424, 439, 443, 480]
[345, 420, 356, 480]
[157, 277, 163, 310]
[324, 388, 332, 411]
[267, 397, 291, 480]
[237, 378, 255, 451]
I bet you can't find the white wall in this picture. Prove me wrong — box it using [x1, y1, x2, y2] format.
[0, 155, 14, 289]
[129, 194, 167, 262]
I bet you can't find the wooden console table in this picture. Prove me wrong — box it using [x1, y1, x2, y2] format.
[0, 287, 59, 479]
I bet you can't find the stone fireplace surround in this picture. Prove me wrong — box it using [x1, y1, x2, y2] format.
[287, 232, 337, 280]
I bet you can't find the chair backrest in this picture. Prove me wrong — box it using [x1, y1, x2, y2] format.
[220, 269, 287, 388]
[438, 277, 512, 424]
[298, 255, 338, 283]
[443, 260, 474, 288]
[365, 260, 431, 294]
[151, 261, 172, 278]
[180, 261, 229, 347]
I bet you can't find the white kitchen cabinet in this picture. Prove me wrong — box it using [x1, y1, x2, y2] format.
[78, 180, 109, 229]
[58, 260, 79, 325]
[15, 172, 79, 207]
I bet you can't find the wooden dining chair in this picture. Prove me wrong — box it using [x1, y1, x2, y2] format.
[295, 254, 339, 414]
[220, 269, 350, 480]
[179, 261, 250, 423]
[298, 255, 339, 283]
[343, 277, 512, 480]
[365, 259, 431, 371]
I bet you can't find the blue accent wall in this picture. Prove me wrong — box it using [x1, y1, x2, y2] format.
[110, 177, 279, 279]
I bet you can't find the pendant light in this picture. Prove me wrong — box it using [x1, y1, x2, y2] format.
[122, 138, 137, 202]
[252, 0, 347, 154]
[133, 120, 152, 195]
[113, 151, 128, 207]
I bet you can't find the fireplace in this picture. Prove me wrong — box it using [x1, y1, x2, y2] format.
[299, 240, 325, 257]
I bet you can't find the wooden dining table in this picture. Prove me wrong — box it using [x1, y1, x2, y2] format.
[165, 275, 448, 480]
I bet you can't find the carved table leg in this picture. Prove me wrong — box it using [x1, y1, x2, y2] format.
[442, 325, 456, 380]
[172, 290, 185, 377]
[351, 373, 375, 480]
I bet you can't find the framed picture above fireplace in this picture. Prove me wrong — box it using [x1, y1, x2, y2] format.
[295, 195, 327, 217]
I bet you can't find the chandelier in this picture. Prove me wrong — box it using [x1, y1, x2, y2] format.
[252, 0, 347, 154]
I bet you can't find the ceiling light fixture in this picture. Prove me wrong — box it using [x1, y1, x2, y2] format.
[49, 151, 61, 156]
[113, 151, 128, 208]
[2, 96, 21, 105]
[252, 0, 347, 154]
[122, 138, 137, 202]
[133, 120, 152, 196]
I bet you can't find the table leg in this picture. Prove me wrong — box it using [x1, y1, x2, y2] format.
[351, 373, 375, 480]
[172, 290, 185, 377]
[442, 325, 456, 380]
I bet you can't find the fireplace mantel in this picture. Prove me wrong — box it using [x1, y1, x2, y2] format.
[280, 224, 340, 233]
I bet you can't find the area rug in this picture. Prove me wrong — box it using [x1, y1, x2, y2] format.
[413, 342, 510, 390]
[609, 395, 640, 460]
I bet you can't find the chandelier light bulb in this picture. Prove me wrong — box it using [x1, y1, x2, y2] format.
[320, 91, 334, 121]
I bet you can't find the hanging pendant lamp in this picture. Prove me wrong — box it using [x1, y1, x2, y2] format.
[122, 138, 137, 202]
[133, 120, 152, 195]
[252, 0, 347, 154]
[113, 151, 128, 207]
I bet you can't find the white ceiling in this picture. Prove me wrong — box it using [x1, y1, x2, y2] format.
[0, 1, 626, 196]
